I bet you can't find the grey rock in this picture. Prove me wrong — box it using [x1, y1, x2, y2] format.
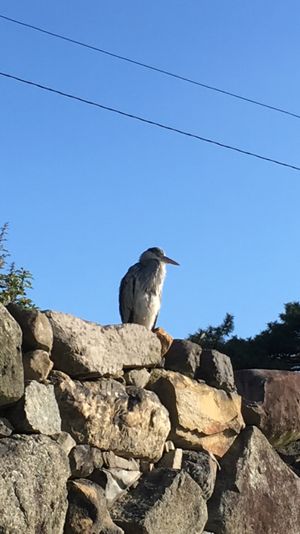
[111, 468, 208, 534]
[8, 380, 61, 435]
[90, 467, 141, 506]
[102, 451, 139, 471]
[197, 349, 236, 393]
[0, 434, 70, 533]
[164, 339, 202, 378]
[65, 479, 123, 534]
[69, 444, 96, 478]
[52, 372, 170, 462]
[124, 368, 150, 388]
[0, 416, 14, 437]
[207, 426, 300, 534]
[157, 448, 183, 469]
[7, 302, 53, 351]
[0, 303, 24, 406]
[46, 311, 162, 378]
[182, 450, 217, 500]
[23, 349, 53, 381]
[51, 431, 76, 455]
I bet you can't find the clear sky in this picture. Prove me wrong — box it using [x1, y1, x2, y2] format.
[1, 1, 300, 340]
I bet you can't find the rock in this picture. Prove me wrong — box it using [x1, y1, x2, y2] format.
[277, 440, 300, 477]
[148, 369, 244, 457]
[197, 349, 236, 393]
[111, 468, 208, 534]
[90, 467, 141, 506]
[7, 302, 53, 351]
[164, 339, 202, 378]
[51, 372, 170, 462]
[124, 368, 150, 388]
[51, 431, 76, 455]
[207, 426, 300, 534]
[182, 450, 217, 500]
[0, 416, 13, 437]
[235, 369, 300, 447]
[8, 380, 61, 435]
[157, 448, 183, 469]
[65, 479, 123, 534]
[0, 303, 24, 406]
[102, 451, 139, 471]
[69, 445, 97, 478]
[23, 349, 53, 381]
[0, 434, 70, 533]
[153, 327, 173, 356]
[164, 440, 175, 452]
[46, 311, 162, 378]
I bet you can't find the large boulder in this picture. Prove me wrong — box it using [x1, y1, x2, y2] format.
[8, 380, 61, 435]
[235, 369, 300, 447]
[51, 372, 170, 462]
[111, 468, 208, 534]
[7, 303, 53, 352]
[207, 426, 300, 534]
[0, 434, 70, 533]
[0, 303, 24, 406]
[148, 370, 244, 457]
[46, 311, 162, 378]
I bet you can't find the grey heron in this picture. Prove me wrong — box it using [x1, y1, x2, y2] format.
[119, 247, 179, 330]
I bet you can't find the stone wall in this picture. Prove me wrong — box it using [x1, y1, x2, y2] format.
[1, 303, 300, 533]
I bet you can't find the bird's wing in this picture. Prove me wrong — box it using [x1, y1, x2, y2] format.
[119, 264, 139, 323]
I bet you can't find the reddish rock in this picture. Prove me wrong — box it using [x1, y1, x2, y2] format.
[235, 369, 300, 447]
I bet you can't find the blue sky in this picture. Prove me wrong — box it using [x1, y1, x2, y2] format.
[1, 1, 300, 340]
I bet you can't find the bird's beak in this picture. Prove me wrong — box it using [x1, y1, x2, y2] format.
[163, 256, 179, 266]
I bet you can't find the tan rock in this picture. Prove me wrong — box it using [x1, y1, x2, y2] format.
[7, 303, 53, 352]
[148, 369, 244, 457]
[0, 303, 24, 406]
[46, 311, 162, 378]
[23, 349, 53, 381]
[51, 372, 170, 462]
[153, 327, 173, 356]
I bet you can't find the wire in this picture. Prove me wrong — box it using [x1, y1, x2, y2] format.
[1, 70, 300, 172]
[1, 13, 300, 121]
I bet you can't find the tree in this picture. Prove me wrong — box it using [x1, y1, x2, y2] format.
[0, 223, 36, 308]
[188, 303, 300, 370]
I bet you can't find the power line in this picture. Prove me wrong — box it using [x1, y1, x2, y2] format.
[1, 13, 300, 122]
[1, 70, 300, 172]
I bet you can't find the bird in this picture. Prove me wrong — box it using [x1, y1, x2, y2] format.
[119, 247, 179, 330]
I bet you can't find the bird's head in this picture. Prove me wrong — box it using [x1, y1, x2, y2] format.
[139, 247, 179, 266]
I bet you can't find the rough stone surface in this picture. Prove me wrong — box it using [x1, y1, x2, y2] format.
[235, 369, 300, 447]
[0, 416, 14, 437]
[157, 448, 183, 469]
[0, 303, 24, 406]
[7, 303, 53, 352]
[182, 450, 217, 500]
[8, 380, 61, 435]
[207, 426, 300, 534]
[46, 311, 162, 378]
[197, 349, 236, 393]
[90, 467, 141, 506]
[52, 372, 171, 461]
[65, 479, 123, 534]
[112, 468, 208, 534]
[0, 434, 70, 534]
[153, 327, 173, 356]
[102, 451, 139, 471]
[164, 339, 202, 378]
[148, 369, 244, 457]
[23, 349, 54, 381]
[69, 445, 97, 478]
[124, 368, 150, 388]
[51, 431, 76, 455]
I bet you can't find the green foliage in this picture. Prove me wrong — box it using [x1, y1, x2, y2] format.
[188, 303, 300, 370]
[0, 223, 36, 308]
